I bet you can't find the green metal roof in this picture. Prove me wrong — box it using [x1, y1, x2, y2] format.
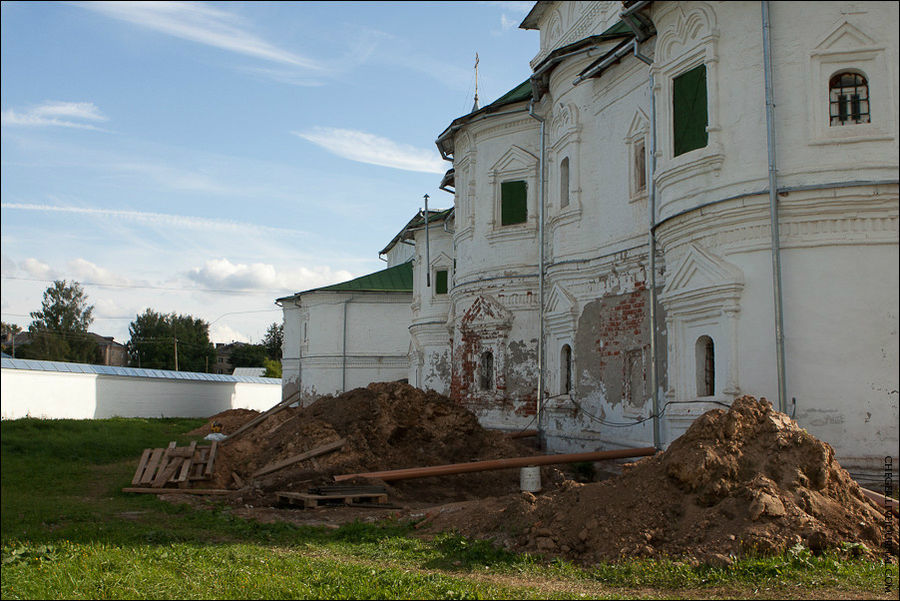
[486, 79, 532, 109]
[311, 261, 413, 294]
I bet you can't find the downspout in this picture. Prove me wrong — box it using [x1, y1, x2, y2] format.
[342, 297, 353, 393]
[632, 44, 662, 450]
[528, 98, 546, 449]
[762, 0, 787, 413]
[424, 196, 431, 288]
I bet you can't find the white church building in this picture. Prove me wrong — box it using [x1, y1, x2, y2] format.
[281, 1, 898, 483]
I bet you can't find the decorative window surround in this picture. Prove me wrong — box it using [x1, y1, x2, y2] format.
[658, 244, 743, 402]
[625, 109, 650, 203]
[651, 3, 725, 192]
[808, 20, 895, 145]
[486, 146, 539, 243]
[548, 103, 583, 226]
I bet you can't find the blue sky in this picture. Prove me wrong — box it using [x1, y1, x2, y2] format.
[1, 1, 537, 344]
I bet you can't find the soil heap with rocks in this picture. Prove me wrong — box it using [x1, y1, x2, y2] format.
[423, 396, 897, 564]
[197, 382, 536, 504]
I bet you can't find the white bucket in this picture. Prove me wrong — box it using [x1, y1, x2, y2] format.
[520, 466, 541, 492]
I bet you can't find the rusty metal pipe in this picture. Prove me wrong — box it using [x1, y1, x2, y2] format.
[334, 447, 657, 482]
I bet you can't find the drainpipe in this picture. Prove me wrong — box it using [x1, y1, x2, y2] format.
[630, 43, 662, 450]
[424, 195, 431, 288]
[528, 98, 546, 449]
[342, 297, 353, 393]
[762, 1, 787, 414]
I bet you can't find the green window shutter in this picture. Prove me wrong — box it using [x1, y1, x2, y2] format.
[501, 180, 527, 225]
[435, 270, 448, 295]
[673, 64, 708, 157]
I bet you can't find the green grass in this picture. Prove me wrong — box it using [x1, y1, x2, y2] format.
[2, 417, 896, 600]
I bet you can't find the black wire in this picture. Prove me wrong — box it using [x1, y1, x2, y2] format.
[569, 396, 732, 428]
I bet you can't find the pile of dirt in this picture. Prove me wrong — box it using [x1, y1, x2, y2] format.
[204, 382, 536, 504]
[187, 408, 260, 437]
[422, 396, 897, 564]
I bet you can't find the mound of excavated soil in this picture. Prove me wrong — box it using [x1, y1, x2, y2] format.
[423, 396, 897, 564]
[187, 408, 260, 437]
[205, 382, 536, 504]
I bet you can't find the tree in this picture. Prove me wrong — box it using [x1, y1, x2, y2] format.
[262, 357, 282, 378]
[21, 280, 97, 363]
[1, 322, 23, 357]
[262, 322, 283, 360]
[228, 343, 268, 368]
[127, 309, 215, 372]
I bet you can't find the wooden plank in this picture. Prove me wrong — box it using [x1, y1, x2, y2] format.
[221, 390, 300, 444]
[152, 454, 185, 488]
[276, 491, 387, 509]
[231, 472, 245, 488]
[139, 448, 165, 484]
[175, 442, 197, 482]
[190, 447, 208, 480]
[122, 487, 231, 495]
[131, 449, 152, 485]
[252, 438, 345, 478]
[204, 441, 218, 478]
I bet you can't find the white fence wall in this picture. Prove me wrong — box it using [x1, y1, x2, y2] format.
[1, 367, 281, 419]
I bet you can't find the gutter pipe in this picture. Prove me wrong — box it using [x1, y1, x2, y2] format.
[762, 0, 788, 413]
[629, 43, 662, 450]
[572, 39, 639, 86]
[424, 196, 431, 288]
[341, 297, 353, 393]
[528, 98, 547, 449]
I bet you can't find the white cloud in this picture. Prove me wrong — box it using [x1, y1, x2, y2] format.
[1, 203, 305, 237]
[20, 258, 57, 279]
[32, 101, 108, 121]
[79, 1, 322, 70]
[187, 258, 354, 293]
[210, 322, 250, 344]
[1, 101, 109, 130]
[67, 258, 131, 287]
[500, 14, 519, 31]
[293, 127, 446, 174]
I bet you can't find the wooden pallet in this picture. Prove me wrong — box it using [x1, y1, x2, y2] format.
[275, 491, 388, 509]
[130, 441, 217, 489]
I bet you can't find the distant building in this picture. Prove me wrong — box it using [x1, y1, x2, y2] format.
[89, 333, 128, 367]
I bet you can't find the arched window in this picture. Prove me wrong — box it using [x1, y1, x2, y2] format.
[830, 72, 870, 126]
[560, 344, 572, 394]
[479, 351, 494, 391]
[634, 138, 646, 193]
[695, 336, 715, 397]
[559, 157, 570, 208]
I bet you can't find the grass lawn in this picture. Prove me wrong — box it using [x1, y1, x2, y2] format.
[1, 417, 896, 600]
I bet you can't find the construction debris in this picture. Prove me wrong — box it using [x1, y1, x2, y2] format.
[420, 396, 898, 563]
[129, 440, 217, 489]
[276, 484, 389, 509]
[128, 385, 895, 563]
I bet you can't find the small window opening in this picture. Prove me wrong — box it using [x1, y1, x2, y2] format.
[673, 64, 709, 156]
[561, 344, 572, 394]
[634, 138, 646, 193]
[830, 72, 870, 126]
[479, 351, 494, 391]
[559, 157, 570, 208]
[434, 269, 448, 295]
[695, 336, 715, 397]
[500, 180, 527, 225]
